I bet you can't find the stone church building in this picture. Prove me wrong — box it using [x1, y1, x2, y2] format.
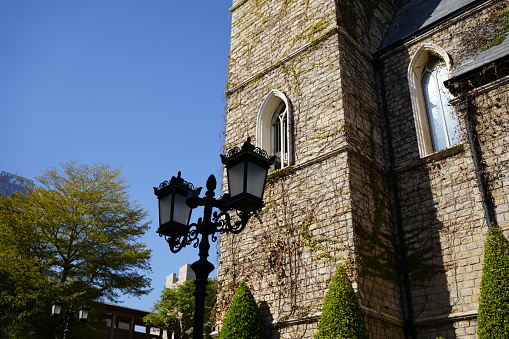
[215, 0, 509, 338]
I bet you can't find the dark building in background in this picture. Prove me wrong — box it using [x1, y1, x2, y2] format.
[0, 171, 34, 196]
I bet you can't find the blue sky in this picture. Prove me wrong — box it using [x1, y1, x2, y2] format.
[0, 1, 232, 311]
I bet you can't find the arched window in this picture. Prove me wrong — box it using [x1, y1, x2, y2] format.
[408, 45, 461, 156]
[257, 90, 292, 170]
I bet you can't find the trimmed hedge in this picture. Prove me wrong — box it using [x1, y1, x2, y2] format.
[219, 281, 265, 339]
[478, 225, 509, 338]
[315, 264, 368, 339]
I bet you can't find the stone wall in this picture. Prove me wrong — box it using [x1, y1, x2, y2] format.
[227, 0, 337, 89]
[217, 0, 508, 338]
[219, 0, 400, 338]
[216, 156, 352, 338]
[377, 1, 509, 337]
[470, 80, 509, 230]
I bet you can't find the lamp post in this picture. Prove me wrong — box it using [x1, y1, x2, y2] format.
[154, 137, 274, 339]
[51, 300, 90, 339]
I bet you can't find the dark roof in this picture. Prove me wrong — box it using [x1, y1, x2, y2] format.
[451, 37, 509, 79]
[379, 0, 482, 51]
[379, 0, 509, 81]
[96, 301, 152, 315]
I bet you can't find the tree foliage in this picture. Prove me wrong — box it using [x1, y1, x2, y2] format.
[0, 161, 152, 338]
[219, 281, 264, 339]
[315, 264, 368, 339]
[0, 255, 57, 338]
[144, 279, 216, 339]
[478, 225, 509, 338]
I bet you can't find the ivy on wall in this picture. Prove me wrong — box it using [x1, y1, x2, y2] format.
[457, 2, 509, 64]
[217, 0, 509, 337]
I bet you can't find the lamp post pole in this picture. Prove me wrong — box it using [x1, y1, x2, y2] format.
[51, 301, 90, 339]
[191, 175, 216, 339]
[63, 307, 73, 339]
[154, 138, 274, 339]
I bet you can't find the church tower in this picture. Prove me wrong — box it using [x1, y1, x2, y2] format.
[216, 0, 509, 338]
[216, 1, 402, 337]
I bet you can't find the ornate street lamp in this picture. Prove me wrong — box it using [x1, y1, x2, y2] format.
[51, 299, 63, 318]
[51, 301, 90, 339]
[220, 137, 274, 213]
[154, 137, 274, 339]
[153, 171, 194, 253]
[78, 305, 90, 322]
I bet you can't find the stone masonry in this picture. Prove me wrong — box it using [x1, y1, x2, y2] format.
[216, 0, 509, 338]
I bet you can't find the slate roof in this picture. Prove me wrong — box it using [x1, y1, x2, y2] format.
[379, 0, 482, 51]
[451, 37, 509, 79]
[379, 0, 509, 79]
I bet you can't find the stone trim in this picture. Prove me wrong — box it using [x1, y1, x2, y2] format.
[256, 90, 294, 167]
[337, 24, 374, 63]
[361, 305, 405, 327]
[210, 313, 321, 338]
[272, 312, 321, 328]
[225, 27, 339, 97]
[361, 307, 478, 328]
[225, 25, 376, 97]
[348, 146, 387, 175]
[229, 0, 249, 13]
[210, 307, 476, 337]
[414, 310, 478, 326]
[394, 144, 464, 174]
[450, 74, 509, 102]
[407, 44, 454, 157]
[293, 145, 349, 171]
[291, 144, 386, 177]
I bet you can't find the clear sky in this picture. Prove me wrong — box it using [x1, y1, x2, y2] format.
[0, 1, 232, 311]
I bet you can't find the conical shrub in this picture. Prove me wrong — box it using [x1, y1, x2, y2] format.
[478, 225, 509, 338]
[315, 264, 368, 339]
[219, 281, 264, 339]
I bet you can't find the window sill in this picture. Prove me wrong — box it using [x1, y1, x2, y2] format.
[395, 144, 464, 174]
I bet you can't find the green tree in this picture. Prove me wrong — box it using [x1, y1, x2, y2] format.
[0, 255, 59, 338]
[315, 264, 368, 339]
[478, 225, 509, 338]
[0, 160, 152, 338]
[144, 279, 216, 339]
[219, 281, 264, 339]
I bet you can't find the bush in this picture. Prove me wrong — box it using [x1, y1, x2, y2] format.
[219, 281, 264, 339]
[315, 264, 368, 339]
[478, 225, 509, 338]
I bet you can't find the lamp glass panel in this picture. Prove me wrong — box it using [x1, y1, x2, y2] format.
[78, 307, 89, 321]
[51, 303, 62, 316]
[246, 161, 266, 198]
[228, 162, 245, 197]
[158, 194, 173, 226]
[173, 194, 191, 225]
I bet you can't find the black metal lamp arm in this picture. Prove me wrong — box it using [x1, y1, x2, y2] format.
[164, 226, 199, 253]
[212, 210, 251, 235]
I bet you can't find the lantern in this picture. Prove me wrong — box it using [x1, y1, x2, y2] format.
[51, 299, 63, 317]
[221, 138, 275, 213]
[153, 172, 194, 237]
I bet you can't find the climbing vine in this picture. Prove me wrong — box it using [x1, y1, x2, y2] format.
[457, 2, 509, 63]
[216, 1, 509, 338]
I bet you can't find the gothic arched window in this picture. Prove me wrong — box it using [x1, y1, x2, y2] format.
[408, 44, 461, 156]
[421, 58, 461, 152]
[271, 102, 288, 169]
[257, 90, 292, 170]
